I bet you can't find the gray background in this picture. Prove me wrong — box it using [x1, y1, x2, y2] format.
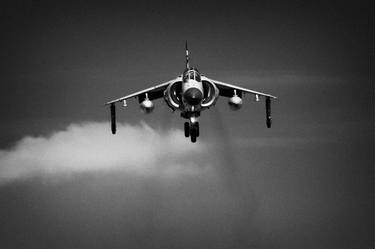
[0, 1, 373, 249]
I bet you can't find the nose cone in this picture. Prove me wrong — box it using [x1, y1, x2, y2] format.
[184, 88, 203, 105]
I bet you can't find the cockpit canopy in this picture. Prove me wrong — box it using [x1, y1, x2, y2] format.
[183, 67, 201, 82]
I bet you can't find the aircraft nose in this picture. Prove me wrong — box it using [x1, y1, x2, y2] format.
[184, 87, 203, 105]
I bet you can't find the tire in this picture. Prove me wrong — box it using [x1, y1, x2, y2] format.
[191, 134, 197, 143]
[195, 122, 199, 137]
[184, 122, 190, 137]
[266, 117, 272, 128]
[190, 125, 197, 143]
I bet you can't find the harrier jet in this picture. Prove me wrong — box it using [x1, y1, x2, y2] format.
[106, 42, 277, 143]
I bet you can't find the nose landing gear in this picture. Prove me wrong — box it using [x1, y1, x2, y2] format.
[184, 121, 199, 143]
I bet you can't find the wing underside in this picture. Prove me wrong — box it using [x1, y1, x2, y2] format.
[202, 76, 276, 129]
[105, 77, 181, 105]
[202, 76, 277, 99]
[105, 77, 181, 135]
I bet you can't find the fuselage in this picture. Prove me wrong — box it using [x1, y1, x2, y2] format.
[181, 67, 203, 111]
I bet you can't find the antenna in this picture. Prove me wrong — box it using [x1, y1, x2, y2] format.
[185, 40, 189, 69]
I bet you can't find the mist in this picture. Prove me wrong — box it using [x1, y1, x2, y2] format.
[0, 120, 372, 249]
[0, 121, 263, 249]
[0, 121, 209, 183]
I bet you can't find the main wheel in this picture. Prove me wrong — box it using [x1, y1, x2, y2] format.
[190, 134, 197, 143]
[190, 125, 197, 143]
[184, 122, 190, 137]
[195, 122, 199, 137]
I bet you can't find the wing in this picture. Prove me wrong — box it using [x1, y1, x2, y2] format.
[105, 77, 181, 105]
[202, 76, 277, 99]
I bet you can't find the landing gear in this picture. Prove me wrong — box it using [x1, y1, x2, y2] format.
[190, 133, 197, 143]
[184, 122, 190, 137]
[181, 112, 200, 143]
[190, 123, 198, 143]
[266, 96, 272, 128]
[110, 104, 116, 134]
[183, 121, 200, 143]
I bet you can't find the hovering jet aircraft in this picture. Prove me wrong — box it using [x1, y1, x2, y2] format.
[106, 42, 277, 143]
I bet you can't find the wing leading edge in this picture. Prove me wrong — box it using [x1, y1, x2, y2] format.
[202, 76, 277, 99]
[105, 77, 181, 106]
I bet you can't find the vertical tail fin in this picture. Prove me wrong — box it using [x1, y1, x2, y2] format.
[185, 40, 189, 69]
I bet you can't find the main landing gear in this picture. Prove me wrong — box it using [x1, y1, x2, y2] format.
[184, 121, 199, 143]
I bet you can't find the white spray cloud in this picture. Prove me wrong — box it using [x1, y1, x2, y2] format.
[0, 121, 265, 248]
[0, 121, 208, 183]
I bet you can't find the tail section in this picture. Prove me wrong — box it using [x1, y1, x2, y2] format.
[185, 40, 189, 69]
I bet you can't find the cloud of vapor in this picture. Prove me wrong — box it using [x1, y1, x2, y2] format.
[3, 119, 360, 249]
[0, 121, 262, 249]
[0, 121, 207, 183]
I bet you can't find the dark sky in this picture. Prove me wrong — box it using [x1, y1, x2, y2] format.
[0, 1, 374, 249]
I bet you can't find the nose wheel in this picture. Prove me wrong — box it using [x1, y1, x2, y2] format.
[184, 122, 199, 143]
